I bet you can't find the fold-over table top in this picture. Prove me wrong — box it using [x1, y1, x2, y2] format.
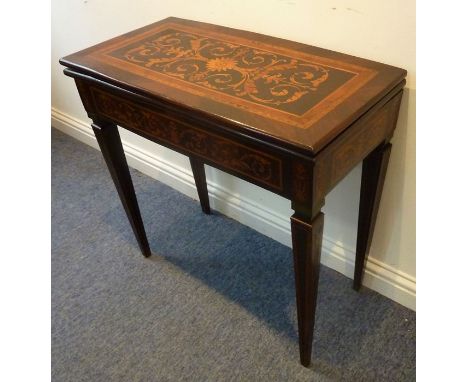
[60, 17, 406, 153]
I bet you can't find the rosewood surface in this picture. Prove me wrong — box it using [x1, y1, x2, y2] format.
[60, 16, 406, 368]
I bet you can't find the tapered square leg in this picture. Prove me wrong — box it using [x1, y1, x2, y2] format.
[92, 120, 151, 257]
[291, 211, 324, 367]
[354, 142, 392, 290]
[189, 157, 211, 214]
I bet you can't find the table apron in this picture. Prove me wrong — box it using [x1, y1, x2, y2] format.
[313, 89, 403, 204]
[76, 79, 315, 200]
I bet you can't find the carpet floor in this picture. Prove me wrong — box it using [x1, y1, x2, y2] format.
[51, 128, 415, 381]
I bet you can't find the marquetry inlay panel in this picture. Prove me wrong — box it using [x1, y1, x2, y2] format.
[88, 21, 377, 130]
[90, 87, 283, 190]
[107, 28, 356, 116]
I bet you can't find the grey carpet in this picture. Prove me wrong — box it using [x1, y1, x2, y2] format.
[51, 128, 415, 381]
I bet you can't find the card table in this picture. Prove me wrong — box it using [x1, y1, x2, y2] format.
[60, 17, 406, 367]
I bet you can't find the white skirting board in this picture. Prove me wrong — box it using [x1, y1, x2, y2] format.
[51, 107, 416, 310]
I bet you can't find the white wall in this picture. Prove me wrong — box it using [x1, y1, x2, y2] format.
[52, 0, 416, 309]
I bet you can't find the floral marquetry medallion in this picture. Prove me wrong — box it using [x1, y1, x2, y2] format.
[107, 28, 355, 116]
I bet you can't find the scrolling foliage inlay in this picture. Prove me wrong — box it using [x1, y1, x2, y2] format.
[91, 88, 283, 190]
[108, 29, 356, 116]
